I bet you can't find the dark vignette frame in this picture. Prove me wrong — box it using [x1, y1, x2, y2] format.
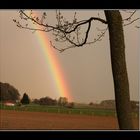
[0, 0, 139, 139]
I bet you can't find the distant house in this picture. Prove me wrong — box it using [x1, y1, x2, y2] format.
[4, 101, 15, 106]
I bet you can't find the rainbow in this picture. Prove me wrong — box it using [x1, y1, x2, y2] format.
[32, 11, 72, 102]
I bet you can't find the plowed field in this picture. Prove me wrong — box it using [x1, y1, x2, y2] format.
[0, 110, 139, 130]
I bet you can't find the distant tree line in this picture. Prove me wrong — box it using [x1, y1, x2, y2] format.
[33, 96, 74, 108]
[0, 82, 74, 107]
[89, 100, 139, 111]
[33, 96, 57, 105]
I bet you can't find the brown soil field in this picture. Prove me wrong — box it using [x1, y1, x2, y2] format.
[0, 110, 139, 130]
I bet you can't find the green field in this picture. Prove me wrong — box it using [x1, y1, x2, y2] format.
[0, 103, 138, 117]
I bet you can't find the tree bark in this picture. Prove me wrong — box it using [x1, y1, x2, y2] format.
[104, 10, 133, 129]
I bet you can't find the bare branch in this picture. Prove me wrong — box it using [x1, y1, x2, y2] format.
[50, 41, 76, 53]
[50, 27, 108, 53]
[13, 10, 108, 52]
[122, 10, 140, 27]
[13, 19, 53, 32]
[63, 20, 92, 47]
[19, 10, 59, 31]
[123, 10, 136, 21]
[17, 10, 107, 32]
[124, 18, 140, 26]
[121, 10, 136, 14]
[63, 17, 107, 34]
[86, 27, 108, 45]
[14, 10, 139, 53]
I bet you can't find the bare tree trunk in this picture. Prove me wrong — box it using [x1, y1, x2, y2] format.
[104, 10, 133, 129]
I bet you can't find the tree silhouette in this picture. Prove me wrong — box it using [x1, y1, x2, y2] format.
[13, 10, 139, 129]
[58, 97, 68, 106]
[21, 93, 30, 104]
[0, 82, 20, 102]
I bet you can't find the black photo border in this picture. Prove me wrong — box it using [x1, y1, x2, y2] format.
[0, 0, 139, 139]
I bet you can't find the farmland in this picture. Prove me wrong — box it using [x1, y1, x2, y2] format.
[0, 103, 139, 130]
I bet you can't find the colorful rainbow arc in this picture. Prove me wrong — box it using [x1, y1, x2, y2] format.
[32, 11, 72, 102]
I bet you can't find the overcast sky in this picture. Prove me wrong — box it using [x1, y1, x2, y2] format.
[0, 10, 139, 103]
